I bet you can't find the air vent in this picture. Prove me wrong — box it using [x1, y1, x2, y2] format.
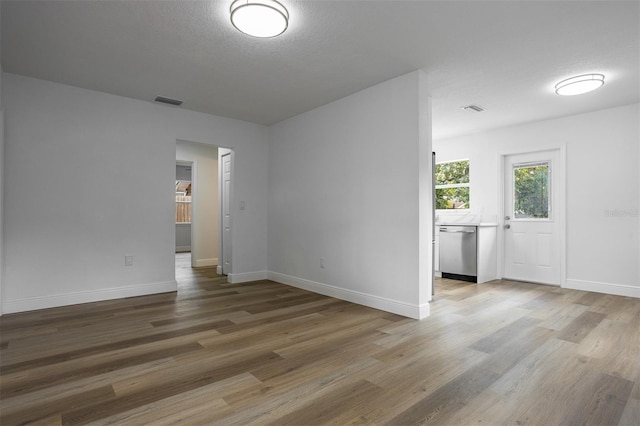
[461, 104, 485, 112]
[154, 96, 183, 106]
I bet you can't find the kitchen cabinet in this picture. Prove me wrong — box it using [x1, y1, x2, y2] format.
[476, 225, 497, 283]
[434, 227, 440, 274]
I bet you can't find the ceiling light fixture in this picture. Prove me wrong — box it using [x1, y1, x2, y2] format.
[555, 74, 605, 96]
[230, 0, 289, 38]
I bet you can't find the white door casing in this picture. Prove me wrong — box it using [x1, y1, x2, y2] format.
[503, 149, 562, 285]
[221, 152, 232, 275]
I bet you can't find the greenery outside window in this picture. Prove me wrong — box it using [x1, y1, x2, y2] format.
[435, 159, 470, 210]
[513, 162, 550, 219]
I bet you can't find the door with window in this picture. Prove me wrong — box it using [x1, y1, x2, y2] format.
[504, 150, 561, 285]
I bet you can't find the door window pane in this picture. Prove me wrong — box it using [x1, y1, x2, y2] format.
[513, 163, 549, 219]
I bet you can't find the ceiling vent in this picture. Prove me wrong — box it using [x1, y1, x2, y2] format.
[154, 96, 183, 106]
[461, 104, 485, 112]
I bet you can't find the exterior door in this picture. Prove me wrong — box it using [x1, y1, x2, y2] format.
[503, 149, 561, 285]
[221, 153, 232, 275]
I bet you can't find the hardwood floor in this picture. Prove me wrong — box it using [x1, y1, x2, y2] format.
[1, 255, 639, 425]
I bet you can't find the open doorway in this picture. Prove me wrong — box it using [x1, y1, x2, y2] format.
[174, 140, 233, 283]
[175, 161, 193, 254]
[175, 141, 219, 270]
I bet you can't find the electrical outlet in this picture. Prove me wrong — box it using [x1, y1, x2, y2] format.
[125, 255, 134, 266]
[320, 257, 325, 269]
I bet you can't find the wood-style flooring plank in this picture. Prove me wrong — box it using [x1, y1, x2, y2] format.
[556, 310, 607, 343]
[559, 372, 634, 426]
[1, 320, 229, 375]
[220, 357, 384, 425]
[386, 325, 554, 425]
[266, 379, 384, 426]
[0, 385, 117, 425]
[87, 373, 259, 426]
[619, 397, 640, 426]
[468, 316, 541, 353]
[0, 341, 204, 399]
[62, 351, 283, 424]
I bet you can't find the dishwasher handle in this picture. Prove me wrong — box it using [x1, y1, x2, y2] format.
[439, 228, 476, 234]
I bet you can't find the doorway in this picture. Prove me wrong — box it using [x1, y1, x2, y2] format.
[175, 161, 193, 255]
[175, 141, 221, 271]
[502, 148, 565, 285]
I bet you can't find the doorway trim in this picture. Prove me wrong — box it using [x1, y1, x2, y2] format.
[219, 149, 233, 276]
[497, 145, 567, 287]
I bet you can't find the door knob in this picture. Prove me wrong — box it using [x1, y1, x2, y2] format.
[504, 224, 511, 229]
[505, 216, 511, 220]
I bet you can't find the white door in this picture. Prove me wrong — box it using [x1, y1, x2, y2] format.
[503, 150, 561, 285]
[221, 153, 232, 275]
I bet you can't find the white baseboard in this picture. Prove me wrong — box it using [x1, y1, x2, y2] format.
[228, 271, 268, 283]
[417, 302, 430, 319]
[565, 279, 640, 298]
[175, 246, 191, 253]
[193, 258, 218, 267]
[267, 271, 429, 319]
[2, 280, 178, 314]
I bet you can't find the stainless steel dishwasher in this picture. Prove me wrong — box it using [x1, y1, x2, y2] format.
[439, 225, 477, 282]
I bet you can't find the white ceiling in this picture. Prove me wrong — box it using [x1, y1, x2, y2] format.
[2, 0, 639, 140]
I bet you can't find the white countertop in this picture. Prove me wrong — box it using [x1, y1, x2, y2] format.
[435, 213, 498, 227]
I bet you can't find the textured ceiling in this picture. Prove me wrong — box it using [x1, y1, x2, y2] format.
[2, 0, 639, 140]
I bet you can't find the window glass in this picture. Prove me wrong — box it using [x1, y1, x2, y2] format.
[435, 160, 470, 210]
[513, 163, 549, 219]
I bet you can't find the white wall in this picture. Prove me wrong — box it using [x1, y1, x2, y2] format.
[176, 141, 219, 267]
[0, 73, 4, 315]
[434, 103, 640, 297]
[2, 73, 268, 313]
[0, 110, 4, 315]
[268, 71, 433, 319]
[1, 3, 4, 314]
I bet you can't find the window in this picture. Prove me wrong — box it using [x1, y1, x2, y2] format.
[176, 180, 192, 223]
[435, 159, 470, 210]
[513, 162, 549, 219]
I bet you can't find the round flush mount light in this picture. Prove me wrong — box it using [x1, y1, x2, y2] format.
[230, 0, 289, 38]
[555, 74, 605, 96]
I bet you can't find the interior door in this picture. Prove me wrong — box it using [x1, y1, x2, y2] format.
[504, 150, 560, 285]
[221, 153, 232, 275]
